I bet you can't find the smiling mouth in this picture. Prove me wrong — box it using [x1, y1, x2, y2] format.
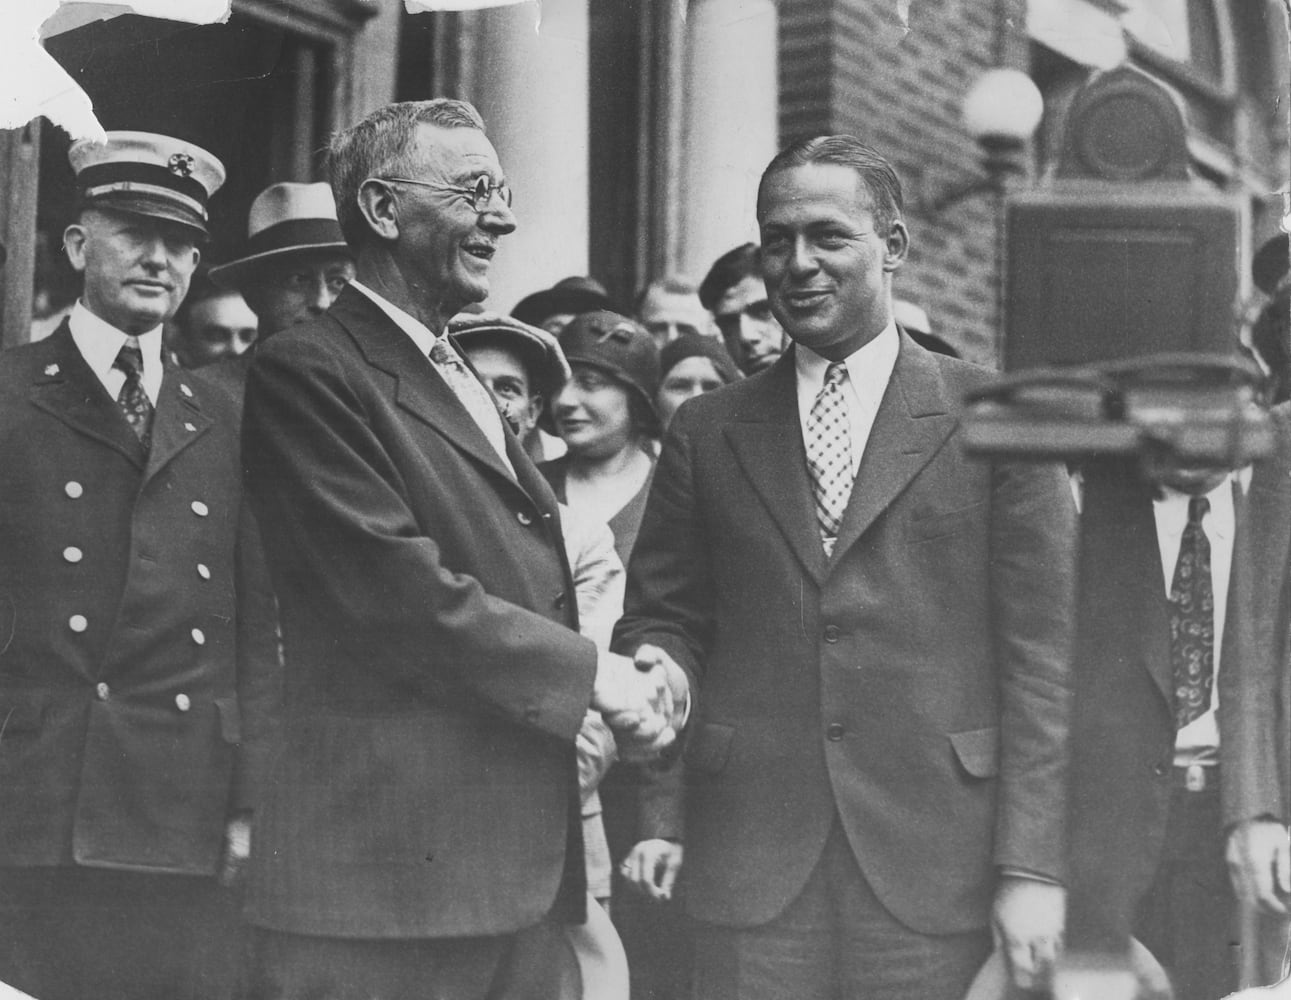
[784, 287, 830, 307]
[462, 243, 496, 262]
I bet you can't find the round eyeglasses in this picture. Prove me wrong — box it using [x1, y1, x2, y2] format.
[376, 174, 513, 213]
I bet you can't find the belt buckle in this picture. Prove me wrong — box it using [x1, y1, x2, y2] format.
[1184, 763, 1207, 792]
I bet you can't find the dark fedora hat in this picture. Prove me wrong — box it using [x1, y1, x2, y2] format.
[512, 276, 614, 327]
[209, 182, 351, 289]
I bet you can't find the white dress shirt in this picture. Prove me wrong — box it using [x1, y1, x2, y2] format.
[794, 322, 900, 475]
[349, 280, 513, 476]
[1153, 474, 1245, 764]
[68, 301, 164, 405]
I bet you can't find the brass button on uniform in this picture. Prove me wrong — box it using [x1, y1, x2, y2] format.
[826, 723, 845, 741]
[197, 564, 211, 580]
[175, 693, 191, 712]
[63, 546, 83, 564]
[191, 501, 209, 517]
[191, 628, 206, 646]
[183, 422, 196, 432]
[516, 511, 533, 526]
[823, 625, 841, 643]
[95, 682, 110, 701]
[68, 614, 88, 633]
[64, 481, 84, 499]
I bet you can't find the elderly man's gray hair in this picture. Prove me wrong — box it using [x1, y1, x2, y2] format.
[328, 99, 487, 247]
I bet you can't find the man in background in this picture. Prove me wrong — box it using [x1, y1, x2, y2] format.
[169, 273, 258, 367]
[698, 241, 786, 375]
[635, 275, 712, 348]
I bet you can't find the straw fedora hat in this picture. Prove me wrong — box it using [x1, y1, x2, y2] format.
[209, 182, 350, 288]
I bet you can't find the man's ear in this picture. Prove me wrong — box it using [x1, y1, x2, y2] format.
[883, 220, 910, 273]
[526, 392, 545, 430]
[63, 223, 89, 274]
[356, 180, 400, 242]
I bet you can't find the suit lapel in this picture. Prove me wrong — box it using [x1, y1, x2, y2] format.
[142, 363, 213, 483]
[331, 288, 519, 489]
[830, 336, 957, 563]
[29, 322, 146, 468]
[723, 353, 828, 585]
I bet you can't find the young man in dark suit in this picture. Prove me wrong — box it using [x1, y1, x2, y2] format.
[615, 135, 1078, 1000]
[0, 131, 280, 1000]
[241, 99, 685, 999]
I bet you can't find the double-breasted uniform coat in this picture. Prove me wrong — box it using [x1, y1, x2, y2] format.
[0, 320, 279, 875]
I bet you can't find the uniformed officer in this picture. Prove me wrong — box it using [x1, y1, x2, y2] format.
[0, 131, 280, 1000]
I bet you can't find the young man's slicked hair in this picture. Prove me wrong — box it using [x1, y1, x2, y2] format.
[758, 134, 904, 234]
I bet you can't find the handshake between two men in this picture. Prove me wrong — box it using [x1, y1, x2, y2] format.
[591, 644, 690, 762]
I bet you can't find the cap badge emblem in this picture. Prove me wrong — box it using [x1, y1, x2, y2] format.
[168, 153, 195, 178]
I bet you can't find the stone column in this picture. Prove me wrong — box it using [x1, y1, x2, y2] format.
[465, 0, 590, 314]
[679, 0, 778, 282]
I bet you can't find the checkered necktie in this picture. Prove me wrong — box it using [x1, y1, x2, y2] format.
[113, 338, 153, 449]
[429, 337, 507, 461]
[806, 361, 854, 556]
[1169, 495, 1214, 730]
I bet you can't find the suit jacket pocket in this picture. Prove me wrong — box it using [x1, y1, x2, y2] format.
[949, 726, 998, 779]
[907, 501, 987, 544]
[683, 721, 735, 775]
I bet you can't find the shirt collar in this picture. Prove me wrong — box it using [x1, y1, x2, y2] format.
[794, 322, 900, 409]
[1155, 474, 1236, 541]
[67, 300, 163, 385]
[348, 279, 441, 356]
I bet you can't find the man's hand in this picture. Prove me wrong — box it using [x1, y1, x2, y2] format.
[993, 876, 1065, 992]
[620, 839, 684, 901]
[1226, 818, 1290, 915]
[593, 646, 688, 762]
[219, 814, 252, 888]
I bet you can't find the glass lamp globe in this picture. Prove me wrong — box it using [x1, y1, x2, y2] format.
[962, 68, 1045, 143]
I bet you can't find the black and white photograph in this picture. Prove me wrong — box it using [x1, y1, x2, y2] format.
[0, 2, 1288, 998]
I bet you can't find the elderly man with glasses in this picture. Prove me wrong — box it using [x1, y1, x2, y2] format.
[240, 99, 686, 1000]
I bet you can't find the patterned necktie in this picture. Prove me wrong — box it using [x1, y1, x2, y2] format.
[805, 361, 854, 557]
[428, 337, 507, 461]
[1169, 495, 1214, 730]
[113, 338, 153, 449]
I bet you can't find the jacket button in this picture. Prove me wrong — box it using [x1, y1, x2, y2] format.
[197, 563, 211, 580]
[68, 614, 88, 633]
[1153, 762, 1170, 777]
[64, 481, 83, 499]
[95, 682, 110, 701]
[517, 511, 533, 526]
[183, 422, 196, 432]
[191, 628, 206, 646]
[191, 501, 209, 517]
[824, 625, 841, 643]
[63, 546, 83, 564]
[175, 693, 191, 712]
[826, 723, 845, 741]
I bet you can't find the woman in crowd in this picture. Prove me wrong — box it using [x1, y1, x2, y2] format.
[655, 332, 742, 429]
[541, 310, 661, 565]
